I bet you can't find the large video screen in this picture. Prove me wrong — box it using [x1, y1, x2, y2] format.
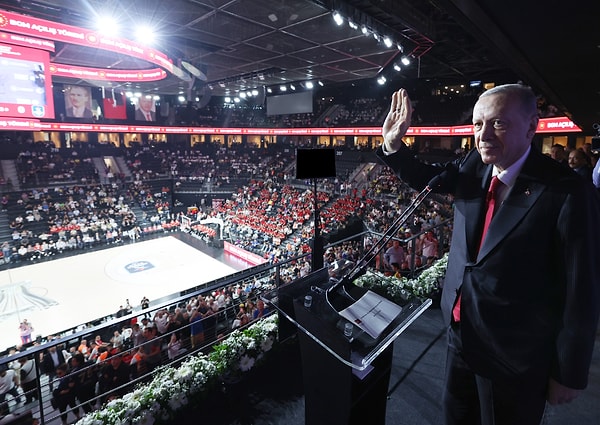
[266, 91, 313, 116]
[0, 43, 55, 119]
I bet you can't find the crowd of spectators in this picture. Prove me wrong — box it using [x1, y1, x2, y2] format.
[0, 271, 278, 423]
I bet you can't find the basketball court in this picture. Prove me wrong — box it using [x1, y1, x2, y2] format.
[0, 236, 240, 349]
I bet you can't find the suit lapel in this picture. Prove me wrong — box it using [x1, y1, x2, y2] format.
[477, 152, 545, 259]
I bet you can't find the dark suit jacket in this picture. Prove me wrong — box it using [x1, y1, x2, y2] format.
[66, 107, 93, 119]
[135, 109, 156, 121]
[41, 348, 66, 375]
[378, 144, 600, 389]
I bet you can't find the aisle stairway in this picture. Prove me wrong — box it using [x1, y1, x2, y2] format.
[0, 208, 11, 250]
[1, 159, 20, 191]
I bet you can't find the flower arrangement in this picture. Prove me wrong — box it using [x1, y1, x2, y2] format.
[353, 253, 448, 304]
[76, 314, 278, 425]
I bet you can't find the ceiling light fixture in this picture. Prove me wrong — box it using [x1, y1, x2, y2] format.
[332, 11, 343, 26]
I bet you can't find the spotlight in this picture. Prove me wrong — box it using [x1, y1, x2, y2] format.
[383, 37, 393, 48]
[377, 76, 387, 85]
[393, 63, 401, 72]
[135, 25, 155, 45]
[318, 81, 324, 86]
[306, 81, 314, 89]
[348, 20, 358, 30]
[97, 16, 119, 36]
[361, 25, 368, 35]
[279, 85, 287, 92]
[401, 56, 411, 66]
[332, 11, 343, 26]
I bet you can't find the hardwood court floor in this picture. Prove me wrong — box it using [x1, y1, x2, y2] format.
[0, 236, 238, 349]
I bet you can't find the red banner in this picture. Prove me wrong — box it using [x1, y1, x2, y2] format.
[0, 116, 579, 134]
[49, 64, 166, 82]
[0, 31, 55, 51]
[0, 10, 174, 74]
[102, 92, 127, 120]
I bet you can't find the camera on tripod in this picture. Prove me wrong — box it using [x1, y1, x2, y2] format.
[592, 124, 600, 153]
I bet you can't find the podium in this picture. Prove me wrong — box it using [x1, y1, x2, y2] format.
[262, 268, 432, 425]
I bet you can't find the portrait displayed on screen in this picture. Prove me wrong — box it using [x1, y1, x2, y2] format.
[65, 85, 93, 118]
[135, 96, 156, 121]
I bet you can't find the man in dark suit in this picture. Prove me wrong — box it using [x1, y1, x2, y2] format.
[135, 96, 156, 121]
[377, 85, 600, 425]
[65, 85, 93, 118]
[41, 344, 66, 392]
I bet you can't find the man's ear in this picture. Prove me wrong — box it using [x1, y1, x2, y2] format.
[527, 116, 539, 139]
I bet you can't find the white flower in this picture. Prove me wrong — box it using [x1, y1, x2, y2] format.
[239, 354, 256, 371]
[76, 314, 279, 424]
[260, 336, 274, 352]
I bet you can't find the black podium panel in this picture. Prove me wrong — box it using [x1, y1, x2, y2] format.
[295, 300, 392, 425]
[264, 268, 431, 425]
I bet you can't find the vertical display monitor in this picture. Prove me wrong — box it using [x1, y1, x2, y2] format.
[295, 148, 337, 179]
[0, 43, 55, 119]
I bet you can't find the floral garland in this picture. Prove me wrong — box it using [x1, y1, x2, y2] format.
[77, 315, 278, 425]
[353, 253, 448, 303]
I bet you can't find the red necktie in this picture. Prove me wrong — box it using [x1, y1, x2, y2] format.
[452, 176, 503, 322]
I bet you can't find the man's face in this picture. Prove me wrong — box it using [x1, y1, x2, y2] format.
[138, 97, 153, 113]
[472, 93, 538, 171]
[550, 146, 564, 160]
[69, 87, 88, 108]
[568, 150, 586, 169]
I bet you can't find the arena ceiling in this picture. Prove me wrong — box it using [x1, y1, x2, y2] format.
[1, 0, 599, 133]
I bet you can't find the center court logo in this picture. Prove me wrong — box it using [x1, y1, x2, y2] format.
[124, 260, 155, 273]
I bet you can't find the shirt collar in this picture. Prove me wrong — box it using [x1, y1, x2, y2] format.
[492, 145, 531, 188]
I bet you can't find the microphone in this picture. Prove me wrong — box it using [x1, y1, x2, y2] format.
[426, 163, 456, 192]
[326, 167, 448, 310]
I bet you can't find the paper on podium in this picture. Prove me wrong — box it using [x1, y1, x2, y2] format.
[339, 290, 403, 339]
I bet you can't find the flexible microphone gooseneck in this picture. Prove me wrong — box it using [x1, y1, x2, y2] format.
[325, 172, 445, 311]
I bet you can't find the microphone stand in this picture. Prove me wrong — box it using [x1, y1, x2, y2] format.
[326, 176, 441, 312]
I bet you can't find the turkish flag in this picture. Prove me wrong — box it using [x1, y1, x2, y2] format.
[102, 90, 127, 119]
